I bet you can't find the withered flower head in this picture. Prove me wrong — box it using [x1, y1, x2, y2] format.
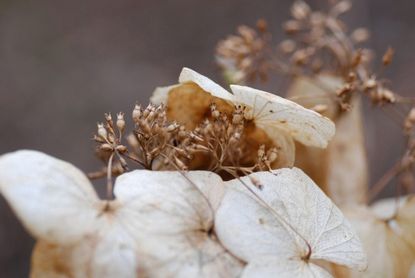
[151, 67, 335, 175]
[0, 150, 243, 277]
[215, 19, 272, 84]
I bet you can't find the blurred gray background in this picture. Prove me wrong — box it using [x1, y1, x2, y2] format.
[0, 0, 413, 276]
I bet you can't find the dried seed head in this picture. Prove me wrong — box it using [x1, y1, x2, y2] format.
[257, 145, 266, 160]
[116, 145, 127, 153]
[284, 20, 302, 34]
[132, 104, 142, 121]
[331, 0, 352, 16]
[279, 40, 296, 54]
[351, 28, 370, 43]
[100, 143, 113, 151]
[232, 105, 245, 125]
[167, 123, 179, 132]
[97, 123, 108, 139]
[211, 104, 220, 119]
[364, 77, 377, 90]
[105, 113, 113, 123]
[266, 147, 278, 163]
[116, 112, 126, 132]
[291, 1, 311, 20]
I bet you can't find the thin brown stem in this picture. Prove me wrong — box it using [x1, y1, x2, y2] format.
[368, 159, 402, 203]
[106, 153, 115, 200]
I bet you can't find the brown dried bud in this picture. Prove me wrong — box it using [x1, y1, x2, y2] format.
[284, 20, 301, 34]
[279, 40, 296, 54]
[97, 123, 108, 139]
[292, 49, 310, 65]
[132, 104, 142, 121]
[267, 147, 278, 163]
[331, 0, 352, 16]
[211, 104, 220, 119]
[291, 1, 311, 20]
[116, 112, 126, 132]
[100, 143, 113, 151]
[257, 145, 266, 160]
[256, 18, 268, 33]
[351, 28, 370, 43]
[167, 123, 179, 132]
[382, 47, 394, 66]
[232, 107, 244, 125]
[105, 113, 113, 123]
[336, 83, 353, 97]
[364, 77, 377, 90]
[116, 145, 127, 154]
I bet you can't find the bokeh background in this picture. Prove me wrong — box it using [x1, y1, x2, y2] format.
[0, 0, 413, 276]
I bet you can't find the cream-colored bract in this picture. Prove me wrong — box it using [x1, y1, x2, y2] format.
[215, 168, 367, 278]
[150, 67, 235, 105]
[0, 150, 242, 278]
[179, 67, 235, 102]
[230, 85, 335, 148]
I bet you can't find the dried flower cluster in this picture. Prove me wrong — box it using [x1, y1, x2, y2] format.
[216, 1, 415, 277]
[216, 0, 414, 113]
[216, 19, 271, 83]
[91, 101, 281, 191]
[1, 1, 415, 277]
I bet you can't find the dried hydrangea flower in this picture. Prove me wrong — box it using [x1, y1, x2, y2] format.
[151, 67, 335, 170]
[215, 168, 367, 278]
[0, 150, 243, 277]
[334, 196, 415, 277]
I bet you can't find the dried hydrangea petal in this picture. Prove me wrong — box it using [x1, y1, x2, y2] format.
[215, 168, 366, 277]
[0, 150, 101, 244]
[230, 85, 335, 148]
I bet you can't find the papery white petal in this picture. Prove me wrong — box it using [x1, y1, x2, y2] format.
[136, 233, 243, 278]
[91, 223, 139, 278]
[242, 258, 332, 278]
[113, 170, 242, 277]
[179, 67, 235, 102]
[114, 170, 225, 230]
[230, 85, 335, 148]
[31, 226, 140, 278]
[215, 168, 366, 275]
[0, 150, 100, 244]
